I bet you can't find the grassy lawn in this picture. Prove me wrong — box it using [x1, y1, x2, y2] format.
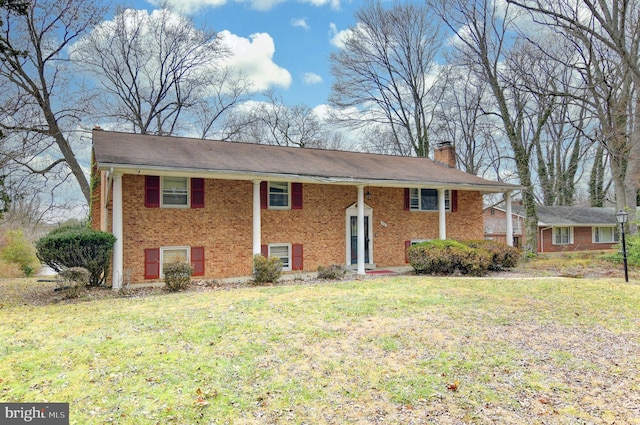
[1, 275, 639, 424]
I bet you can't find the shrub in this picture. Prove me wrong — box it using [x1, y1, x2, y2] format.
[0, 229, 40, 277]
[35, 225, 116, 287]
[407, 239, 492, 276]
[163, 261, 193, 291]
[463, 240, 521, 270]
[252, 254, 282, 284]
[317, 264, 346, 280]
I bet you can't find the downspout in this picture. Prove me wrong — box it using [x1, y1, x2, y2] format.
[540, 227, 552, 253]
[438, 188, 446, 239]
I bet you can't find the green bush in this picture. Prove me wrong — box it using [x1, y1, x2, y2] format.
[163, 261, 193, 291]
[463, 240, 521, 270]
[0, 229, 40, 276]
[35, 225, 116, 287]
[407, 239, 492, 276]
[317, 264, 346, 280]
[252, 254, 282, 284]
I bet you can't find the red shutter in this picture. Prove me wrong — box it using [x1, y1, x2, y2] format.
[292, 183, 303, 210]
[405, 241, 412, 264]
[191, 246, 205, 276]
[404, 188, 410, 211]
[191, 178, 205, 208]
[144, 248, 160, 279]
[260, 181, 268, 209]
[451, 190, 458, 212]
[292, 244, 303, 270]
[145, 176, 160, 208]
[261, 244, 268, 258]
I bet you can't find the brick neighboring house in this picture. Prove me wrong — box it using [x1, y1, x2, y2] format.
[91, 129, 521, 287]
[484, 204, 619, 252]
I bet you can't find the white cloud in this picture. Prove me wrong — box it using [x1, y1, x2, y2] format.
[219, 30, 292, 91]
[302, 72, 323, 85]
[291, 17, 310, 30]
[329, 22, 352, 49]
[303, 0, 340, 9]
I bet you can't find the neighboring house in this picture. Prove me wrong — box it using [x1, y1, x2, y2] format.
[91, 130, 521, 287]
[484, 204, 619, 252]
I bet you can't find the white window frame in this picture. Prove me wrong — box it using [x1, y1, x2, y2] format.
[593, 226, 619, 243]
[552, 226, 573, 245]
[268, 243, 291, 271]
[160, 246, 190, 278]
[409, 188, 452, 212]
[268, 182, 290, 210]
[161, 176, 189, 208]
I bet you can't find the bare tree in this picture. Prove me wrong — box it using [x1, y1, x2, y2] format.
[429, 0, 556, 255]
[507, 0, 640, 216]
[0, 0, 106, 205]
[329, 0, 443, 157]
[71, 6, 230, 136]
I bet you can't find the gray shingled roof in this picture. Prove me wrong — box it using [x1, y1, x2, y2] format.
[92, 130, 522, 192]
[512, 205, 617, 226]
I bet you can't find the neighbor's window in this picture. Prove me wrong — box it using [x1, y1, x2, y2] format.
[593, 226, 619, 243]
[268, 182, 290, 209]
[268, 244, 291, 271]
[160, 246, 190, 277]
[162, 176, 188, 207]
[410, 189, 452, 212]
[553, 226, 572, 245]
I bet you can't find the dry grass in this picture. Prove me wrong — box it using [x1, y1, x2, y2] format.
[1, 255, 639, 424]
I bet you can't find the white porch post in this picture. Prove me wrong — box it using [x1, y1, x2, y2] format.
[357, 185, 366, 275]
[505, 191, 514, 247]
[253, 180, 262, 255]
[111, 173, 123, 290]
[438, 188, 446, 240]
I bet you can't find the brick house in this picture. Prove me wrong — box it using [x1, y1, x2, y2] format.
[91, 130, 521, 287]
[484, 204, 619, 252]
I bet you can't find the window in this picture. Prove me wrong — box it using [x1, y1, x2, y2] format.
[593, 226, 619, 243]
[408, 189, 454, 212]
[268, 182, 290, 209]
[269, 244, 291, 271]
[162, 176, 189, 207]
[553, 227, 573, 245]
[160, 246, 190, 277]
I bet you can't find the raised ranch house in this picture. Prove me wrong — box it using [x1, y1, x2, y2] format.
[483, 204, 620, 252]
[91, 129, 521, 288]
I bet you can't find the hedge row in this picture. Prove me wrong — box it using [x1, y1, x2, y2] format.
[407, 239, 520, 276]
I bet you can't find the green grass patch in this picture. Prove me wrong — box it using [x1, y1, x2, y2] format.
[1, 276, 639, 423]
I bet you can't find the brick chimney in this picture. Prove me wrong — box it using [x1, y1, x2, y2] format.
[434, 141, 456, 168]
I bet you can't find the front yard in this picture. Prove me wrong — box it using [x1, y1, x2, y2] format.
[1, 274, 639, 424]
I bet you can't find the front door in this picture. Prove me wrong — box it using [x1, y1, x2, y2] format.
[350, 216, 370, 264]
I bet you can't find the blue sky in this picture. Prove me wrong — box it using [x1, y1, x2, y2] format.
[122, 0, 363, 107]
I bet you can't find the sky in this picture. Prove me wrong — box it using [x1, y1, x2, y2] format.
[120, 0, 364, 108]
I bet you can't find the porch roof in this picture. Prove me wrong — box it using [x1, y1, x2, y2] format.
[92, 130, 522, 193]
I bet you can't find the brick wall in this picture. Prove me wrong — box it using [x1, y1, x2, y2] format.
[539, 226, 617, 252]
[98, 175, 486, 283]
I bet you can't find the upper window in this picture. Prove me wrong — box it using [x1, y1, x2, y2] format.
[162, 176, 188, 207]
[409, 189, 452, 212]
[553, 226, 573, 245]
[593, 226, 619, 243]
[269, 243, 291, 271]
[268, 182, 290, 209]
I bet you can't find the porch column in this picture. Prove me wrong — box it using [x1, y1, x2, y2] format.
[111, 173, 123, 290]
[253, 180, 262, 255]
[438, 188, 446, 240]
[505, 191, 514, 247]
[357, 185, 366, 275]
